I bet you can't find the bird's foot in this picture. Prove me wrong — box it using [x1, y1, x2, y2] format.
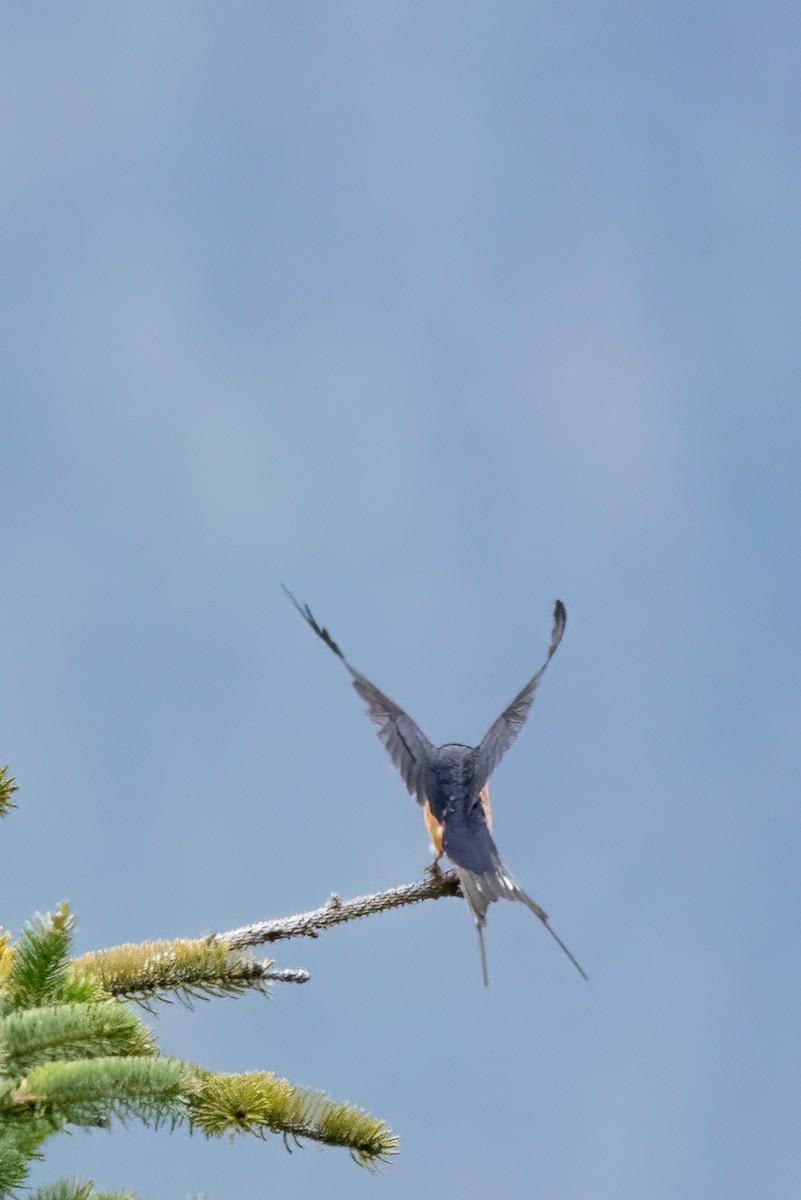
[424, 858, 444, 883]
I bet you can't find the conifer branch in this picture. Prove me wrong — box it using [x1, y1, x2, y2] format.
[0, 765, 18, 818]
[5, 903, 76, 1010]
[0, 1001, 155, 1074]
[0, 901, 396, 1190]
[73, 938, 309, 1008]
[217, 868, 462, 949]
[30, 1183, 138, 1200]
[187, 1070, 397, 1166]
[10, 1055, 189, 1128]
[0, 1127, 30, 1192]
[75, 873, 460, 995]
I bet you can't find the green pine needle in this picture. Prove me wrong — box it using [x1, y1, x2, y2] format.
[188, 1070, 398, 1167]
[74, 937, 278, 1008]
[29, 1182, 95, 1200]
[0, 1128, 31, 1192]
[1, 903, 398, 1188]
[0, 765, 18, 818]
[13, 1055, 190, 1130]
[30, 1180, 139, 1200]
[5, 904, 76, 1010]
[0, 1000, 156, 1075]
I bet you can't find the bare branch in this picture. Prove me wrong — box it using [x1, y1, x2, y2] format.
[262, 966, 311, 984]
[215, 869, 462, 950]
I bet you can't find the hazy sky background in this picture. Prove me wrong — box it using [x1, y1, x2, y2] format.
[2, 4, 800, 1197]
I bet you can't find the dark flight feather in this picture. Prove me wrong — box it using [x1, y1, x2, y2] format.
[475, 600, 566, 788]
[282, 584, 434, 804]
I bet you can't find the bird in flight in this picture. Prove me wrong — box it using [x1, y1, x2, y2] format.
[283, 586, 586, 985]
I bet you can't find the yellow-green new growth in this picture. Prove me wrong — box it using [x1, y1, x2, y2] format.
[74, 937, 281, 1008]
[0, 902, 396, 1195]
[188, 1070, 397, 1167]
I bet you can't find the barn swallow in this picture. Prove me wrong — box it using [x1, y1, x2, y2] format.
[283, 586, 586, 985]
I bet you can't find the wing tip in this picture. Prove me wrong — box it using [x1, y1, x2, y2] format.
[549, 599, 567, 656]
[281, 582, 347, 662]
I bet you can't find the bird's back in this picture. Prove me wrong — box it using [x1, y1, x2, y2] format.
[426, 744, 497, 875]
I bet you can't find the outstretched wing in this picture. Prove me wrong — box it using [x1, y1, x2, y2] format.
[283, 585, 433, 804]
[475, 600, 566, 787]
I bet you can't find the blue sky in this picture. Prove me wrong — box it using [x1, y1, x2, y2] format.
[2, 4, 800, 1197]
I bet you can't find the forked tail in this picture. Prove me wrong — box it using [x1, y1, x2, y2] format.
[455, 861, 588, 986]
